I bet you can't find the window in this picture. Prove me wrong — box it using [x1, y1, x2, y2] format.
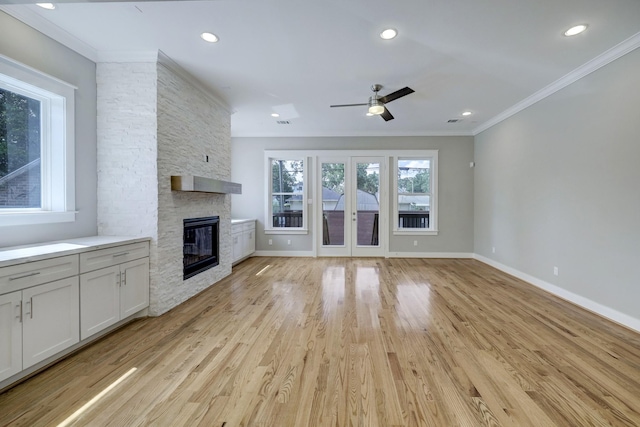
[394, 153, 438, 234]
[266, 155, 307, 233]
[0, 55, 75, 226]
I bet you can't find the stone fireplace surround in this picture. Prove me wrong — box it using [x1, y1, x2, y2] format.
[96, 52, 232, 316]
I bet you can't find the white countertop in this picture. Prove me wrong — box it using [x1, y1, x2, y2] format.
[0, 236, 151, 268]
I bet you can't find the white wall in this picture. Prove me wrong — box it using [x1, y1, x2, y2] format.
[231, 136, 474, 255]
[474, 48, 640, 325]
[0, 11, 97, 247]
[155, 61, 232, 315]
[97, 58, 232, 316]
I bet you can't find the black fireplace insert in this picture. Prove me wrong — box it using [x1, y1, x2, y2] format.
[183, 216, 219, 279]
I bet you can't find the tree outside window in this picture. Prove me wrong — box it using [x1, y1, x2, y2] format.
[0, 88, 41, 208]
[397, 159, 431, 229]
[271, 159, 304, 227]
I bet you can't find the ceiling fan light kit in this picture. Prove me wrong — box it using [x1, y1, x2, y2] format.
[331, 84, 414, 122]
[368, 100, 385, 115]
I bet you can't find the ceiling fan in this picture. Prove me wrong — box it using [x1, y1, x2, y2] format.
[330, 84, 415, 121]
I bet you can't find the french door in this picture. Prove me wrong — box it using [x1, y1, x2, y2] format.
[317, 156, 386, 257]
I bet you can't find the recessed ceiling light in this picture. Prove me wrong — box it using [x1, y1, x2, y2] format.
[200, 32, 219, 43]
[380, 28, 397, 40]
[271, 113, 280, 118]
[36, 3, 55, 9]
[462, 111, 472, 116]
[564, 24, 588, 37]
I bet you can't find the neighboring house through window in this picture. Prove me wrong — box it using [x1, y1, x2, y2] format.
[0, 55, 75, 226]
[394, 153, 438, 234]
[266, 155, 307, 233]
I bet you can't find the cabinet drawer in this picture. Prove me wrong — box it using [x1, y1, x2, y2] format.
[231, 224, 243, 234]
[80, 242, 150, 274]
[243, 221, 255, 232]
[0, 255, 79, 295]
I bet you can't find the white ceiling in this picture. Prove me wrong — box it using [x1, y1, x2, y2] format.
[2, 0, 640, 137]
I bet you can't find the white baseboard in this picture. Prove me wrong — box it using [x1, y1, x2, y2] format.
[473, 254, 640, 334]
[253, 250, 315, 257]
[388, 252, 474, 259]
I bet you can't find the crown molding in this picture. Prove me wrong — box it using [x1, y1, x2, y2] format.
[230, 129, 474, 138]
[0, 5, 98, 62]
[96, 51, 159, 63]
[473, 31, 640, 135]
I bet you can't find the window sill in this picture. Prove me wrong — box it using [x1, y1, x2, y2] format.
[393, 229, 438, 236]
[0, 211, 77, 227]
[264, 228, 308, 235]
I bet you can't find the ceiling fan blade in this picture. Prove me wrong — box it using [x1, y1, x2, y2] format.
[330, 103, 368, 108]
[378, 87, 414, 104]
[381, 107, 394, 121]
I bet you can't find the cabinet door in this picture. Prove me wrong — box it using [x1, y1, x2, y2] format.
[0, 291, 22, 382]
[120, 258, 149, 318]
[80, 265, 120, 340]
[243, 228, 255, 258]
[232, 232, 243, 262]
[22, 277, 79, 369]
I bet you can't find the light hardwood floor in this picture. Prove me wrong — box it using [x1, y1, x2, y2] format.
[1, 257, 639, 426]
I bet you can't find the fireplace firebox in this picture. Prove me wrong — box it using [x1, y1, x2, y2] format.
[183, 216, 219, 279]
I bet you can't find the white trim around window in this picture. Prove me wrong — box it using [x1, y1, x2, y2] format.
[264, 152, 309, 234]
[0, 54, 76, 227]
[392, 151, 438, 235]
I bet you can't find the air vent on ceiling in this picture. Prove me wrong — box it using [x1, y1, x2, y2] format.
[447, 119, 462, 123]
[277, 120, 290, 125]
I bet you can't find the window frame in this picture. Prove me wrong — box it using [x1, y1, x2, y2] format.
[264, 152, 308, 234]
[392, 152, 438, 235]
[0, 54, 76, 227]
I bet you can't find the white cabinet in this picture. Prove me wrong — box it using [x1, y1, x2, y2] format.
[0, 291, 22, 382]
[0, 277, 79, 382]
[80, 244, 149, 340]
[232, 220, 255, 264]
[0, 254, 79, 295]
[0, 237, 150, 388]
[22, 277, 79, 369]
[80, 265, 119, 341]
[119, 258, 150, 318]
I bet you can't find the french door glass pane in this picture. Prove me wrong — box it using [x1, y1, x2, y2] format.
[321, 162, 345, 245]
[355, 162, 380, 246]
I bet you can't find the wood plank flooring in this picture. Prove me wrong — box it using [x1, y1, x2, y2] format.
[1, 257, 639, 426]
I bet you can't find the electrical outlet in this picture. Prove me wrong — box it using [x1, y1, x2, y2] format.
[492, 247, 495, 254]
[553, 266, 559, 276]
[287, 239, 291, 245]
[413, 240, 418, 246]
[268, 239, 272, 246]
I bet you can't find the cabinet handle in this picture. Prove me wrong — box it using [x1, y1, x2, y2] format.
[16, 303, 22, 322]
[113, 252, 130, 257]
[9, 271, 40, 281]
[24, 298, 32, 319]
[122, 271, 126, 286]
